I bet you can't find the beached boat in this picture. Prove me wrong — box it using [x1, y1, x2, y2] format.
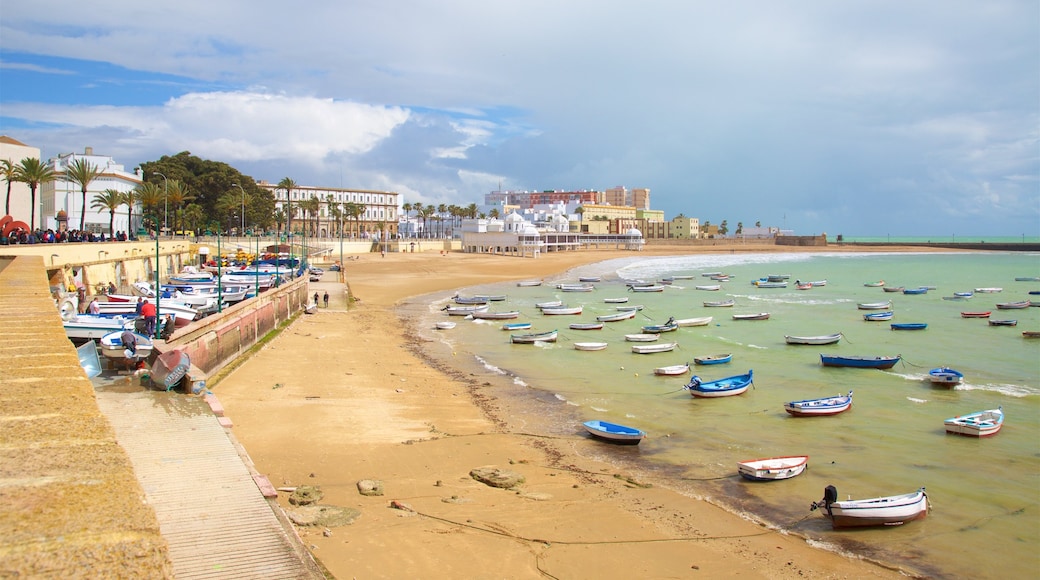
[582, 420, 646, 445]
[864, 281, 885, 287]
[693, 353, 732, 365]
[754, 281, 788, 288]
[559, 284, 595, 292]
[738, 455, 808, 481]
[654, 363, 690, 376]
[625, 333, 660, 342]
[628, 284, 666, 292]
[811, 485, 928, 529]
[596, 310, 637, 322]
[695, 284, 722, 291]
[891, 323, 927, 331]
[944, 407, 1003, 437]
[96, 296, 199, 326]
[435, 321, 457, 330]
[642, 318, 679, 333]
[863, 311, 894, 321]
[703, 299, 736, 308]
[603, 297, 629, 303]
[541, 305, 583, 315]
[453, 295, 489, 305]
[785, 333, 842, 345]
[882, 286, 905, 293]
[501, 322, 531, 331]
[471, 310, 520, 320]
[569, 322, 604, 330]
[444, 304, 490, 316]
[516, 280, 542, 287]
[674, 316, 712, 327]
[510, 329, 558, 344]
[732, 312, 770, 321]
[857, 300, 892, 310]
[902, 287, 929, 295]
[63, 314, 136, 341]
[820, 354, 900, 369]
[961, 311, 991, 318]
[988, 319, 1018, 327]
[99, 330, 154, 360]
[149, 349, 192, 391]
[631, 342, 678, 354]
[996, 300, 1031, 309]
[684, 369, 753, 397]
[574, 341, 609, 351]
[974, 287, 1002, 293]
[535, 300, 564, 309]
[928, 367, 963, 386]
[1023, 331, 1040, 338]
[784, 391, 853, 416]
[578, 276, 601, 283]
[475, 294, 507, 302]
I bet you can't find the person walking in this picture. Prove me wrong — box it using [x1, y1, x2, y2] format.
[323, 291, 329, 308]
[313, 292, 319, 306]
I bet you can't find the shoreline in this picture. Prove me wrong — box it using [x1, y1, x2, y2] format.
[214, 244, 944, 579]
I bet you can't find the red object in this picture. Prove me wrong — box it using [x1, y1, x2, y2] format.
[140, 301, 156, 317]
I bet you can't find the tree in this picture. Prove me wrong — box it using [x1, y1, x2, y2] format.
[326, 195, 341, 238]
[755, 220, 761, 228]
[121, 188, 141, 237]
[736, 222, 743, 235]
[300, 196, 321, 236]
[165, 180, 194, 234]
[1, 159, 14, 215]
[437, 203, 447, 237]
[345, 202, 366, 238]
[182, 204, 205, 237]
[90, 189, 125, 237]
[277, 177, 297, 237]
[66, 158, 103, 231]
[273, 209, 286, 234]
[719, 220, 729, 236]
[12, 158, 56, 230]
[135, 182, 163, 231]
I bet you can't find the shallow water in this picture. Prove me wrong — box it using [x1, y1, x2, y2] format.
[409, 251, 1040, 579]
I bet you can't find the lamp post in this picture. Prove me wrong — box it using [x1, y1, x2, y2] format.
[153, 172, 168, 237]
[147, 214, 161, 340]
[232, 183, 246, 237]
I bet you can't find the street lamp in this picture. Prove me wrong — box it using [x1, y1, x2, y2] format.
[153, 171, 168, 237]
[232, 183, 246, 236]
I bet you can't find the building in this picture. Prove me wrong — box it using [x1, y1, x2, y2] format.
[603, 186, 651, 210]
[669, 216, 701, 239]
[0, 136, 41, 225]
[485, 189, 601, 210]
[41, 147, 143, 235]
[256, 181, 399, 240]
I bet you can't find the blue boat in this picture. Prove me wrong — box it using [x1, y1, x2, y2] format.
[928, 367, 964, 386]
[642, 317, 678, 333]
[693, 353, 732, 365]
[784, 391, 853, 416]
[582, 420, 646, 445]
[684, 370, 753, 398]
[820, 354, 901, 369]
[902, 287, 929, 295]
[891, 323, 927, 330]
[863, 311, 894, 321]
[501, 322, 532, 331]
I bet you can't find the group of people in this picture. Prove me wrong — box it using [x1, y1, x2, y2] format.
[313, 291, 330, 308]
[1, 228, 135, 245]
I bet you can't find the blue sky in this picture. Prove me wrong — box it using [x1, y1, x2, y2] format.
[1, 1, 1037, 237]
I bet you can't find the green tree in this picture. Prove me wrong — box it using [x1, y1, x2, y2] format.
[90, 189, 125, 237]
[345, 202, 366, 238]
[182, 203, 205, 237]
[120, 187, 141, 237]
[273, 209, 286, 235]
[277, 177, 297, 237]
[12, 158, 56, 230]
[135, 182, 163, 232]
[736, 222, 743, 235]
[719, 220, 729, 236]
[1, 159, 14, 215]
[165, 180, 194, 234]
[66, 159, 103, 231]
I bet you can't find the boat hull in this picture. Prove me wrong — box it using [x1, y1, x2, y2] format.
[944, 408, 1003, 437]
[693, 354, 732, 365]
[820, 355, 900, 369]
[784, 391, 853, 416]
[737, 456, 808, 481]
[823, 489, 929, 529]
[582, 420, 645, 445]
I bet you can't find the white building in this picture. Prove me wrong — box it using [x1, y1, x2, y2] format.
[0, 135, 41, 226]
[40, 147, 143, 235]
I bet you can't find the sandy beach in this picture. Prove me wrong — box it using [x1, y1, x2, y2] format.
[214, 244, 924, 579]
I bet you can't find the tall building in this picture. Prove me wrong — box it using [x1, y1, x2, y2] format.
[41, 147, 143, 234]
[256, 181, 399, 239]
[485, 190, 600, 210]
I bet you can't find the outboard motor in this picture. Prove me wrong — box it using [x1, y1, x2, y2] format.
[684, 376, 702, 390]
[810, 485, 838, 514]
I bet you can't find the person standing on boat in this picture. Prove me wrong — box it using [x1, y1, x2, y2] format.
[323, 291, 329, 308]
[140, 300, 157, 337]
[87, 298, 100, 315]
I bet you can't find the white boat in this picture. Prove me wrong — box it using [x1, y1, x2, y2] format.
[629, 284, 666, 292]
[557, 284, 595, 292]
[928, 367, 963, 386]
[435, 321, 456, 330]
[857, 300, 892, 310]
[624, 333, 660, 342]
[454, 294, 489, 305]
[811, 485, 928, 529]
[631, 342, 677, 354]
[63, 314, 136, 341]
[704, 299, 735, 307]
[96, 296, 199, 326]
[974, 287, 1003, 293]
[996, 300, 1031, 309]
[732, 312, 770, 321]
[617, 304, 645, 311]
[99, 330, 154, 359]
[516, 280, 543, 287]
[569, 322, 604, 330]
[654, 363, 690, 376]
[737, 455, 808, 481]
[784, 391, 853, 416]
[597, 310, 637, 322]
[809, 280, 828, 286]
[501, 322, 532, 331]
[582, 420, 645, 445]
[578, 276, 601, 283]
[695, 284, 721, 291]
[470, 310, 521, 320]
[574, 342, 608, 351]
[541, 305, 583, 315]
[603, 297, 629, 303]
[785, 333, 842, 345]
[535, 300, 564, 309]
[444, 304, 490, 316]
[944, 407, 1003, 437]
[511, 329, 559, 344]
[674, 316, 712, 327]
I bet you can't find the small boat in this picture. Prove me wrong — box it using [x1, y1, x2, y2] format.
[863, 311, 894, 321]
[631, 342, 678, 354]
[809, 280, 828, 287]
[684, 369, 753, 397]
[559, 284, 595, 292]
[811, 485, 928, 529]
[617, 304, 645, 311]
[820, 354, 901, 369]
[454, 295, 489, 305]
[149, 349, 192, 391]
[574, 341, 609, 351]
[1014, 276, 1040, 282]
[597, 310, 637, 322]
[695, 284, 722, 291]
[1023, 331, 1040, 338]
[928, 367, 963, 385]
[701, 271, 722, 277]
[693, 353, 732, 365]
[944, 407, 1003, 437]
[989, 319, 1018, 326]
[670, 275, 696, 280]
[882, 286, 905, 293]
[974, 287, 1002, 293]
[511, 329, 558, 344]
[642, 318, 679, 333]
[996, 300, 1031, 309]
[954, 291, 975, 297]
[471, 310, 521, 320]
[578, 276, 601, 283]
[961, 311, 991, 318]
[603, 297, 629, 303]
[857, 300, 892, 310]
[536, 300, 564, 309]
[902, 287, 928, 295]
[654, 363, 690, 376]
[582, 420, 646, 445]
[795, 283, 813, 290]
[99, 330, 154, 360]
[569, 322, 604, 330]
[784, 391, 853, 416]
[625, 333, 660, 342]
[541, 305, 583, 315]
[891, 323, 927, 331]
[738, 455, 808, 481]
[942, 295, 970, 301]
[435, 321, 457, 330]
[628, 284, 666, 292]
[475, 294, 507, 302]
[501, 322, 531, 331]
[785, 333, 842, 345]
[703, 299, 735, 308]
[516, 280, 542, 287]
[864, 281, 885, 287]
[63, 314, 136, 341]
[444, 304, 490, 316]
[754, 281, 788, 288]
[732, 312, 770, 321]
[674, 316, 713, 327]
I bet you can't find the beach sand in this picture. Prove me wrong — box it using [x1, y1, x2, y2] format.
[215, 245, 921, 579]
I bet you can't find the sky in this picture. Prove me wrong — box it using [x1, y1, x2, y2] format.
[1, 1, 1037, 238]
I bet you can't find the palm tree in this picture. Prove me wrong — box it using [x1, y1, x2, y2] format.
[135, 182, 163, 233]
[120, 187, 141, 238]
[437, 204, 447, 237]
[736, 222, 743, 235]
[90, 189, 125, 237]
[346, 202, 366, 238]
[66, 158, 102, 231]
[182, 204, 205, 238]
[300, 196, 321, 236]
[273, 209, 286, 234]
[12, 158, 56, 230]
[1, 159, 15, 216]
[277, 177, 297, 238]
[165, 180, 194, 234]
[326, 195, 341, 237]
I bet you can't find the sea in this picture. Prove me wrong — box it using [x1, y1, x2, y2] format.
[402, 251, 1040, 579]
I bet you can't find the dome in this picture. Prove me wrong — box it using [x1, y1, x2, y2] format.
[625, 227, 643, 237]
[504, 212, 524, 222]
[522, 224, 539, 235]
[56, 210, 68, 220]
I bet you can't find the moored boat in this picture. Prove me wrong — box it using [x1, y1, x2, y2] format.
[944, 407, 1003, 437]
[541, 305, 583, 315]
[631, 342, 678, 354]
[596, 310, 637, 322]
[628, 284, 666, 292]
[864, 280, 885, 287]
[738, 455, 808, 481]
[444, 304, 490, 316]
[695, 284, 721, 291]
[654, 363, 690, 376]
[603, 297, 629, 303]
[684, 369, 753, 397]
[928, 367, 963, 386]
[996, 300, 1031, 309]
[642, 318, 679, 333]
[820, 354, 901, 369]
[857, 300, 892, 310]
[510, 329, 558, 344]
[471, 310, 521, 320]
[863, 311, 894, 321]
[574, 341, 609, 351]
[516, 279, 542, 287]
[435, 321, 457, 330]
[693, 353, 732, 365]
[974, 287, 1002, 293]
[785, 333, 842, 345]
[625, 333, 660, 342]
[1023, 331, 1040, 338]
[535, 300, 564, 309]
[810, 485, 928, 528]
[891, 323, 927, 331]
[732, 312, 770, 321]
[674, 316, 713, 327]
[569, 322, 604, 330]
[960, 311, 991, 318]
[559, 284, 595, 292]
[882, 286, 905, 293]
[988, 319, 1018, 326]
[501, 322, 531, 331]
[582, 420, 646, 445]
[784, 390, 853, 416]
[902, 287, 928, 295]
[704, 299, 736, 307]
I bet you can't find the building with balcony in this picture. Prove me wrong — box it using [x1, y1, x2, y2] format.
[41, 147, 143, 235]
[256, 181, 399, 240]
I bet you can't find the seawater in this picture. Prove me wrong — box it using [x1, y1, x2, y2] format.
[407, 252, 1040, 579]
